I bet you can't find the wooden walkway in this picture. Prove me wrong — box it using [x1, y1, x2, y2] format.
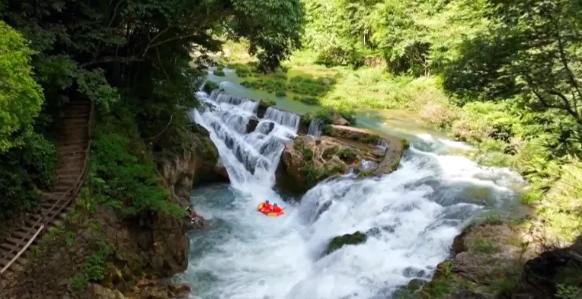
[0, 98, 93, 278]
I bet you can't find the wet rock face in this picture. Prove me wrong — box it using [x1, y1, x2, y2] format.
[326, 231, 367, 255]
[276, 135, 355, 194]
[246, 118, 259, 133]
[158, 125, 221, 206]
[509, 235, 582, 299]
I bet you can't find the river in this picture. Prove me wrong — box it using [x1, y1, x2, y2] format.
[175, 69, 526, 299]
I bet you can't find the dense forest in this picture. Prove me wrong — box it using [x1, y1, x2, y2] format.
[0, 0, 303, 221]
[1, 0, 582, 295]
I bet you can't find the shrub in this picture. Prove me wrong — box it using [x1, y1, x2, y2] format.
[275, 90, 286, 97]
[214, 70, 225, 76]
[203, 81, 219, 93]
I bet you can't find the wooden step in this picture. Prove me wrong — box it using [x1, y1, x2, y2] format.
[41, 192, 67, 201]
[56, 168, 83, 176]
[0, 240, 20, 252]
[53, 184, 74, 193]
[12, 230, 33, 240]
[57, 139, 88, 147]
[0, 256, 11, 267]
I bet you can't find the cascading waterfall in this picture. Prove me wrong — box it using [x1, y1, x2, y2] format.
[191, 91, 299, 192]
[307, 119, 323, 137]
[183, 90, 525, 299]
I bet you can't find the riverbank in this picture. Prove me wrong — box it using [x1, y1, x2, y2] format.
[0, 106, 221, 299]
[209, 42, 582, 298]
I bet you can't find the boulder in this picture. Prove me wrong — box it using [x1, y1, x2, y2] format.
[276, 136, 356, 194]
[246, 118, 259, 133]
[509, 234, 582, 299]
[326, 231, 367, 255]
[277, 131, 407, 194]
[257, 99, 276, 118]
[417, 223, 539, 299]
[330, 110, 350, 126]
[88, 284, 125, 299]
[298, 109, 352, 134]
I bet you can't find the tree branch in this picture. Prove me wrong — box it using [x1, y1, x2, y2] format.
[80, 56, 143, 67]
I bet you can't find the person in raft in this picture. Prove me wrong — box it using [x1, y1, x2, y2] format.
[186, 205, 197, 223]
[271, 203, 283, 214]
[261, 200, 273, 212]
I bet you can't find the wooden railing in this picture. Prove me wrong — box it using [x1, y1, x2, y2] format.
[0, 100, 94, 274]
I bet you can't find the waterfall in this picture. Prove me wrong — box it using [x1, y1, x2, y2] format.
[183, 90, 525, 299]
[191, 91, 298, 192]
[307, 119, 323, 137]
[264, 107, 300, 132]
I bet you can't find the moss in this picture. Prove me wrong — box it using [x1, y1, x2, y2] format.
[259, 99, 277, 108]
[322, 146, 338, 159]
[275, 90, 286, 97]
[315, 108, 334, 124]
[337, 147, 357, 163]
[203, 81, 219, 94]
[357, 170, 376, 178]
[402, 139, 410, 149]
[322, 125, 334, 135]
[420, 260, 455, 299]
[470, 238, 499, 254]
[326, 231, 367, 255]
[360, 134, 381, 144]
[300, 113, 314, 128]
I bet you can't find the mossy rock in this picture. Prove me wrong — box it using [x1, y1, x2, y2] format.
[259, 99, 276, 107]
[326, 231, 367, 255]
[202, 81, 219, 94]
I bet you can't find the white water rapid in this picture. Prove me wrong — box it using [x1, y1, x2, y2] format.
[182, 90, 524, 299]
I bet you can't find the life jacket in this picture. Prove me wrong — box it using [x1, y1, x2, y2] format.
[263, 203, 273, 211]
[272, 206, 282, 213]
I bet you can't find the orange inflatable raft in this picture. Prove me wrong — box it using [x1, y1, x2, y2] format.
[257, 203, 285, 217]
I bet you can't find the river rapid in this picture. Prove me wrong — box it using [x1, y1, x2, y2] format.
[176, 72, 525, 299]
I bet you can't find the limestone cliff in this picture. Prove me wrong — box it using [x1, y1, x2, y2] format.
[157, 124, 222, 206]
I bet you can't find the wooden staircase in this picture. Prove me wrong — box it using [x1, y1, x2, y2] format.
[0, 98, 93, 280]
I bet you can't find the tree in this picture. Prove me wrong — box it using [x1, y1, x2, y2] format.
[444, 0, 582, 113]
[0, 21, 44, 152]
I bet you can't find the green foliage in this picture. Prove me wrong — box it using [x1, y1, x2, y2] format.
[203, 81, 220, 94]
[470, 238, 499, 254]
[230, 0, 304, 71]
[89, 114, 185, 218]
[0, 21, 44, 152]
[0, 132, 57, 221]
[337, 147, 357, 162]
[556, 284, 581, 299]
[214, 70, 226, 77]
[71, 242, 113, 291]
[260, 99, 277, 107]
[21, 133, 58, 190]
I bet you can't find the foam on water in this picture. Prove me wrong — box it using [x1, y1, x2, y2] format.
[183, 90, 524, 299]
